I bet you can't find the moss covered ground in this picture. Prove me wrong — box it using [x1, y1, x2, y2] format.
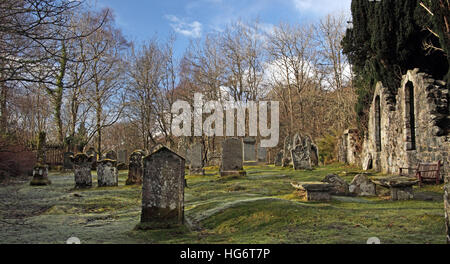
[0, 164, 446, 244]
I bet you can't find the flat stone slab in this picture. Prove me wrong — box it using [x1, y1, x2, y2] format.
[372, 176, 418, 201]
[372, 176, 418, 188]
[291, 182, 332, 201]
[291, 182, 332, 192]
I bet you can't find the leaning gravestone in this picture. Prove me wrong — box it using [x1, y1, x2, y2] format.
[63, 152, 74, 170]
[349, 174, 376, 197]
[274, 151, 283, 167]
[257, 147, 267, 163]
[220, 138, 246, 177]
[140, 146, 185, 228]
[189, 143, 204, 175]
[97, 159, 118, 187]
[243, 137, 257, 161]
[322, 174, 349, 196]
[71, 153, 94, 188]
[126, 150, 146, 185]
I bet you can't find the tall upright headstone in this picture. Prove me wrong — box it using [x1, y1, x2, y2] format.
[189, 143, 205, 175]
[282, 135, 292, 167]
[274, 151, 283, 167]
[30, 132, 51, 186]
[97, 159, 119, 187]
[71, 153, 94, 188]
[220, 138, 246, 177]
[118, 150, 128, 164]
[63, 152, 74, 170]
[140, 146, 185, 228]
[257, 147, 267, 163]
[243, 137, 257, 161]
[291, 134, 314, 170]
[126, 150, 146, 185]
[177, 137, 190, 167]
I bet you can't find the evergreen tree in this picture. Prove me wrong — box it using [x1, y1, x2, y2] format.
[343, 0, 448, 129]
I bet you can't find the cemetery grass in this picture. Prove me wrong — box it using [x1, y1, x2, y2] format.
[0, 164, 446, 244]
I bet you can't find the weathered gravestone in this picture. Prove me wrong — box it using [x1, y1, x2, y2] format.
[71, 153, 94, 188]
[140, 146, 185, 228]
[322, 174, 349, 196]
[63, 152, 74, 170]
[243, 137, 257, 161]
[274, 151, 283, 167]
[189, 143, 204, 176]
[257, 147, 267, 163]
[177, 137, 190, 167]
[291, 134, 312, 170]
[282, 136, 292, 167]
[30, 132, 51, 186]
[85, 147, 97, 170]
[220, 138, 246, 177]
[97, 159, 118, 187]
[445, 174, 450, 244]
[118, 150, 128, 164]
[126, 150, 146, 185]
[349, 174, 376, 197]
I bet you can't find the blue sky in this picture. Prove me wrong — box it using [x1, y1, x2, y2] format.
[94, 0, 352, 58]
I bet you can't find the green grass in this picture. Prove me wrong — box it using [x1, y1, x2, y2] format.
[0, 164, 446, 244]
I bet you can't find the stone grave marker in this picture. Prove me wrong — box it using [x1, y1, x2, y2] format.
[243, 137, 257, 161]
[71, 153, 94, 188]
[97, 159, 119, 187]
[140, 146, 185, 228]
[220, 138, 246, 177]
[189, 143, 204, 175]
[126, 150, 146, 185]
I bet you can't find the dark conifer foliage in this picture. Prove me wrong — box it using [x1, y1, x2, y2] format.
[343, 0, 448, 128]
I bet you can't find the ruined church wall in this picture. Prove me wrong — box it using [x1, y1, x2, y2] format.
[362, 69, 449, 176]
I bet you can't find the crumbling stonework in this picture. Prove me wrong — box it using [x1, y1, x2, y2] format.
[338, 129, 359, 166]
[141, 146, 185, 228]
[71, 153, 94, 189]
[362, 69, 449, 176]
[97, 159, 118, 187]
[126, 150, 146, 185]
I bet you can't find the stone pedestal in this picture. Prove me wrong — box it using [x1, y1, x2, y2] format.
[30, 165, 51, 186]
[372, 176, 418, 201]
[140, 146, 185, 229]
[71, 154, 94, 189]
[291, 182, 332, 201]
[126, 150, 145, 185]
[97, 159, 118, 187]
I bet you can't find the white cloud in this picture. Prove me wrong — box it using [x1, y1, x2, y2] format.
[292, 0, 351, 15]
[165, 15, 203, 38]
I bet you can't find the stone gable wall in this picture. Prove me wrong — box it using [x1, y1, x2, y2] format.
[362, 69, 449, 176]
